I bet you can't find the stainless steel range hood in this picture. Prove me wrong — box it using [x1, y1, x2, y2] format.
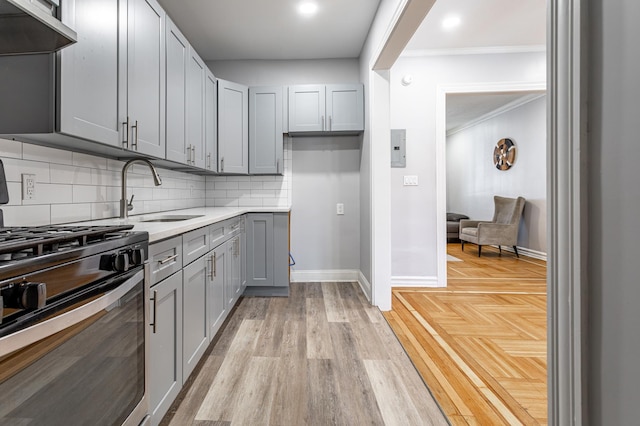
[0, 0, 76, 55]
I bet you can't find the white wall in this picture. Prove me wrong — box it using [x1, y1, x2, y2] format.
[0, 138, 205, 226]
[587, 1, 640, 423]
[446, 95, 547, 253]
[389, 51, 546, 280]
[207, 59, 362, 275]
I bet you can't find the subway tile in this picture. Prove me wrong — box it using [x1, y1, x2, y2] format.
[239, 198, 263, 207]
[91, 168, 119, 186]
[50, 164, 92, 185]
[23, 183, 72, 205]
[2, 158, 51, 183]
[72, 152, 108, 169]
[51, 203, 92, 224]
[226, 190, 250, 199]
[129, 187, 154, 201]
[3, 205, 51, 226]
[214, 181, 239, 190]
[250, 190, 276, 198]
[263, 181, 285, 190]
[238, 181, 263, 190]
[23, 143, 73, 165]
[91, 202, 118, 220]
[0, 139, 22, 159]
[73, 185, 119, 203]
[213, 198, 239, 207]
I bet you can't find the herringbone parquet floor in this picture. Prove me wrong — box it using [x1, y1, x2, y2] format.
[384, 243, 547, 425]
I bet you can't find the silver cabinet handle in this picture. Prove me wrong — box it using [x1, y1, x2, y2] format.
[329, 115, 332, 131]
[158, 254, 178, 265]
[207, 153, 211, 169]
[207, 254, 214, 280]
[150, 289, 158, 334]
[131, 120, 139, 150]
[191, 145, 195, 164]
[221, 157, 224, 172]
[122, 116, 129, 149]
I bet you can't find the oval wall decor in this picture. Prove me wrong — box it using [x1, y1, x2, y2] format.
[493, 138, 517, 171]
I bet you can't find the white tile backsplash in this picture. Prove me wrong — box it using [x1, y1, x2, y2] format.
[0, 137, 290, 226]
[0, 138, 207, 226]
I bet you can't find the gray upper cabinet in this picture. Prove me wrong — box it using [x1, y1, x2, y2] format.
[288, 85, 325, 133]
[205, 70, 218, 172]
[58, 0, 125, 147]
[249, 86, 283, 175]
[126, 0, 166, 158]
[165, 18, 188, 164]
[288, 84, 364, 134]
[187, 47, 206, 169]
[218, 79, 249, 174]
[325, 84, 364, 132]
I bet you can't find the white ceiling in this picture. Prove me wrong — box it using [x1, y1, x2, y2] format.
[156, 0, 382, 61]
[157, 0, 547, 127]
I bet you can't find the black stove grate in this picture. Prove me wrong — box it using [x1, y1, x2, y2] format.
[0, 225, 135, 259]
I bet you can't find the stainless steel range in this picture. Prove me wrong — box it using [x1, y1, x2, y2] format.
[0, 225, 150, 426]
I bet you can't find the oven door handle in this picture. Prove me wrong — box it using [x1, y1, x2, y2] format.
[0, 268, 144, 358]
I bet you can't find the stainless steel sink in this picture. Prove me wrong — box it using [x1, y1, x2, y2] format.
[138, 214, 204, 223]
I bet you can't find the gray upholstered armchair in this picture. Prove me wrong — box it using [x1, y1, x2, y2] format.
[459, 196, 526, 257]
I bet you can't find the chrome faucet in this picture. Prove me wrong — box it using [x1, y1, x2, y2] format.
[120, 159, 162, 219]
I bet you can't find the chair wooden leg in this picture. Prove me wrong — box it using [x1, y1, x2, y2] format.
[498, 245, 502, 255]
[478, 245, 482, 257]
[461, 241, 464, 251]
[513, 246, 519, 258]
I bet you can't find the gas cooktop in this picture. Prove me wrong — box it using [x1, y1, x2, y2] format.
[0, 225, 136, 259]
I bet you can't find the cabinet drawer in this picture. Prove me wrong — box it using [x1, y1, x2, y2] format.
[225, 216, 244, 238]
[149, 236, 183, 286]
[209, 221, 226, 249]
[183, 226, 210, 265]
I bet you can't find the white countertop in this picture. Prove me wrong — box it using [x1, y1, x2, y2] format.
[76, 207, 290, 243]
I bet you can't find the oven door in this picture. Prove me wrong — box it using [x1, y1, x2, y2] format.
[0, 265, 149, 426]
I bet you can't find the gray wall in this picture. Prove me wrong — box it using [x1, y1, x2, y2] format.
[446, 95, 547, 253]
[587, 1, 640, 423]
[207, 59, 362, 273]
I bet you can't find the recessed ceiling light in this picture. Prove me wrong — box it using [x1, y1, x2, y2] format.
[298, 1, 318, 16]
[442, 15, 461, 30]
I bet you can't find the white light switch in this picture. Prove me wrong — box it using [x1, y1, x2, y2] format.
[336, 203, 344, 215]
[403, 175, 418, 186]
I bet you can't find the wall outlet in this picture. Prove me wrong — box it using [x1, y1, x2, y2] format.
[22, 174, 36, 200]
[336, 203, 344, 215]
[403, 175, 419, 186]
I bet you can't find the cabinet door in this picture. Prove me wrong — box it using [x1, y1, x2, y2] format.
[149, 272, 183, 426]
[326, 84, 364, 132]
[165, 18, 188, 164]
[249, 86, 283, 175]
[207, 245, 227, 341]
[273, 212, 290, 287]
[288, 85, 325, 132]
[127, 0, 166, 158]
[205, 70, 217, 172]
[59, 0, 125, 147]
[182, 257, 208, 381]
[246, 213, 274, 287]
[187, 47, 206, 168]
[218, 79, 249, 174]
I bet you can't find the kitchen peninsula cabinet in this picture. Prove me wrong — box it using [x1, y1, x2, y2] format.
[245, 213, 289, 295]
[288, 84, 364, 134]
[218, 79, 249, 174]
[249, 86, 284, 175]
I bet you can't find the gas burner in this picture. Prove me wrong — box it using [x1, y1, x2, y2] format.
[0, 225, 135, 259]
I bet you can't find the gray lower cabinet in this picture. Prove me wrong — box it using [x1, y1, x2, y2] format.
[182, 255, 209, 382]
[246, 213, 289, 293]
[207, 242, 227, 341]
[149, 271, 183, 426]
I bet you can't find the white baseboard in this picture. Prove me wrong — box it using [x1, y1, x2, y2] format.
[290, 269, 360, 283]
[357, 270, 372, 302]
[391, 276, 444, 288]
[498, 245, 547, 261]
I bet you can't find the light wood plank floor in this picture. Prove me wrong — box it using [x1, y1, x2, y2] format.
[161, 282, 448, 426]
[384, 243, 547, 425]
